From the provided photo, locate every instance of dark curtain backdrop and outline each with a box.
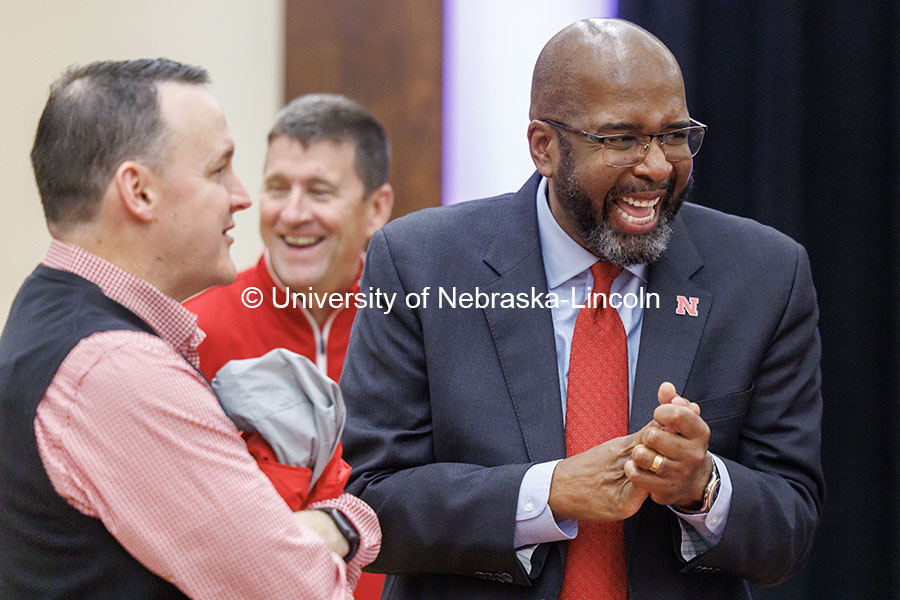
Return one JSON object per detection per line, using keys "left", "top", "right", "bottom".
{"left": 619, "top": 2, "right": 900, "bottom": 598}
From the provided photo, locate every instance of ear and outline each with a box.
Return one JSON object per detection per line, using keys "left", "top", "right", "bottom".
{"left": 114, "top": 160, "right": 157, "bottom": 223}
{"left": 362, "top": 182, "right": 394, "bottom": 238}
{"left": 527, "top": 120, "right": 557, "bottom": 178}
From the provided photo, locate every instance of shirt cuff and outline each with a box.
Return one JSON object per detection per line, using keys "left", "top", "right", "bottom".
{"left": 670, "top": 453, "right": 733, "bottom": 550}
{"left": 514, "top": 460, "right": 577, "bottom": 549}
{"left": 307, "top": 493, "right": 382, "bottom": 590}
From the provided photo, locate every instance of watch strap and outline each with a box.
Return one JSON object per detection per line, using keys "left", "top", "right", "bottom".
{"left": 317, "top": 508, "right": 360, "bottom": 562}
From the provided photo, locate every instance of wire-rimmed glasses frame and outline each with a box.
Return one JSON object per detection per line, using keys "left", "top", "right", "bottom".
{"left": 541, "top": 118, "right": 707, "bottom": 168}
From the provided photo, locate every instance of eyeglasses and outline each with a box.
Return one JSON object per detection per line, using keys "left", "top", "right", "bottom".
{"left": 541, "top": 118, "right": 707, "bottom": 168}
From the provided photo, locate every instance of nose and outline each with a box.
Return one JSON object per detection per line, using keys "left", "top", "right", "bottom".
{"left": 229, "top": 172, "right": 252, "bottom": 212}
{"left": 632, "top": 138, "right": 673, "bottom": 182}
{"left": 279, "top": 188, "right": 314, "bottom": 225}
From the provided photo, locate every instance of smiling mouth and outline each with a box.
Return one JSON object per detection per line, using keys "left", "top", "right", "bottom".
{"left": 283, "top": 235, "right": 323, "bottom": 248}
{"left": 613, "top": 195, "right": 661, "bottom": 225}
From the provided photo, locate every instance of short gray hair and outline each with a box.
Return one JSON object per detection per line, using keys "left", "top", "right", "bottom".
{"left": 269, "top": 93, "right": 390, "bottom": 194}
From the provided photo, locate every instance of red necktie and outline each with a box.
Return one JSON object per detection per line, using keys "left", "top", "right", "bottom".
{"left": 559, "top": 261, "right": 628, "bottom": 600}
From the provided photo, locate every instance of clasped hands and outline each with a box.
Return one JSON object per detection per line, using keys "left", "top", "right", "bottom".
{"left": 548, "top": 382, "right": 712, "bottom": 522}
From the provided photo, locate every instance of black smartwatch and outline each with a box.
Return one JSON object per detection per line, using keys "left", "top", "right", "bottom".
{"left": 317, "top": 508, "right": 360, "bottom": 562}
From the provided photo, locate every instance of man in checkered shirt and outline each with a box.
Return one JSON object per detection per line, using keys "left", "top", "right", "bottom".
{"left": 0, "top": 58, "right": 380, "bottom": 600}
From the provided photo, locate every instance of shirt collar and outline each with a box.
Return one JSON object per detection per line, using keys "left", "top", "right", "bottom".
{"left": 43, "top": 240, "right": 205, "bottom": 366}
{"left": 535, "top": 176, "right": 647, "bottom": 289}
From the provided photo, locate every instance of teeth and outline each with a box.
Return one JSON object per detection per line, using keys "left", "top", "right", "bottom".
{"left": 620, "top": 196, "right": 661, "bottom": 207}
{"left": 614, "top": 204, "right": 656, "bottom": 225}
{"left": 284, "top": 235, "right": 320, "bottom": 247}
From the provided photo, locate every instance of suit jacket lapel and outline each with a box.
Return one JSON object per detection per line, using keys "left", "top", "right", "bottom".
{"left": 629, "top": 211, "right": 711, "bottom": 434}
{"left": 481, "top": 173, "right": 566, "bottom": 463}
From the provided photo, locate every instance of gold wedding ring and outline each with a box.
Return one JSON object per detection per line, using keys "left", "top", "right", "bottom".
{"left": 650, "top": 453, "right": 663, "bottom": 474}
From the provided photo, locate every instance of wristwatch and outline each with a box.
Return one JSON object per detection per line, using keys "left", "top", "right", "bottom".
{"left": 679, "top": 452, "right": 721, "bottom": 514}
{"left": 317, "top": 508, "right": 360, "bottom": 562}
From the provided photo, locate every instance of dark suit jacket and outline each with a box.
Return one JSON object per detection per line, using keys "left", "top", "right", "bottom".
{"left": 341, "top": 173, "right": 824, "bottom": 600}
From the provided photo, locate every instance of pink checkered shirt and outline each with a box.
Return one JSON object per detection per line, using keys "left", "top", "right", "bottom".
{"left": 34, "top": 241, "right": 380, "bottom": 600}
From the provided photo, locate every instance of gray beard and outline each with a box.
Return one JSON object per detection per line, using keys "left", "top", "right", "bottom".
{"left": 553, "top": 138, "right": 690, "bottom": 266}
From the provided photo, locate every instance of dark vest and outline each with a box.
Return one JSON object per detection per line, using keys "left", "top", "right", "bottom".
{"left": 0, "top": 266, "right": 188, "bottom": 599}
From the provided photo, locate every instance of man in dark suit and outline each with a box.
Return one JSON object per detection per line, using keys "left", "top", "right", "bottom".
{"left": 341, "top": 18, "right": 823, "bottom": 599}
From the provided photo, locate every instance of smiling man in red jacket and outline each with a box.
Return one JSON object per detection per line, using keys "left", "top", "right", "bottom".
{"left": 186, "top": 93, "right": 393, "bottom": 600}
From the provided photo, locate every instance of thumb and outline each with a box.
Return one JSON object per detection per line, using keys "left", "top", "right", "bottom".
{"left": 658, "top": 381, "right": 677, "bottom": 405}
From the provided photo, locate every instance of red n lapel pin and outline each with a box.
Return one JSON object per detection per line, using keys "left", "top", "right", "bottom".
{"left": 675, "top": 295, "right": 699, "bottom": 317}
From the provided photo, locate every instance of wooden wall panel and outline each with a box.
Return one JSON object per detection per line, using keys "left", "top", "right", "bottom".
{"left": 285, "top": 0, "right": 443, "bottom": 218}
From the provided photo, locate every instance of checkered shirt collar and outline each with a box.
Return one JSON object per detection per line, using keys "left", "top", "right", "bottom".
{"left": 43, "top": 240, "right": 205, "bottom": 367}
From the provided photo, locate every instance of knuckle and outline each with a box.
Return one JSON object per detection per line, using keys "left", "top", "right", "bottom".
{"left": 691, "top": 448, "right": 707, "bottom": 464}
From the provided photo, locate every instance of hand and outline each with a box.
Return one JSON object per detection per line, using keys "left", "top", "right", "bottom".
{"left": 548, "top": 426, "right": 654, "bottom": 522}
{"left": 625, "top": 382, "right": 711, "bottom": 509}
{"left": 292, "top": 509, "right": 350, "bottom": 558}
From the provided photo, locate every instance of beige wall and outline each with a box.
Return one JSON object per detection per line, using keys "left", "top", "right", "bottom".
{"left": 0, "top": 0, "right": 284, "bottom": 328}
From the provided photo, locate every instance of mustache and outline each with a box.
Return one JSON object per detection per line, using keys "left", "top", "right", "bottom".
{"left": 607, "top": 180, "right": 674, "bottom": 197}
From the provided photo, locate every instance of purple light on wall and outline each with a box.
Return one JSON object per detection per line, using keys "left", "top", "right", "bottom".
{"left": 442, "top": 1, "right": 617, "bottom": 205}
